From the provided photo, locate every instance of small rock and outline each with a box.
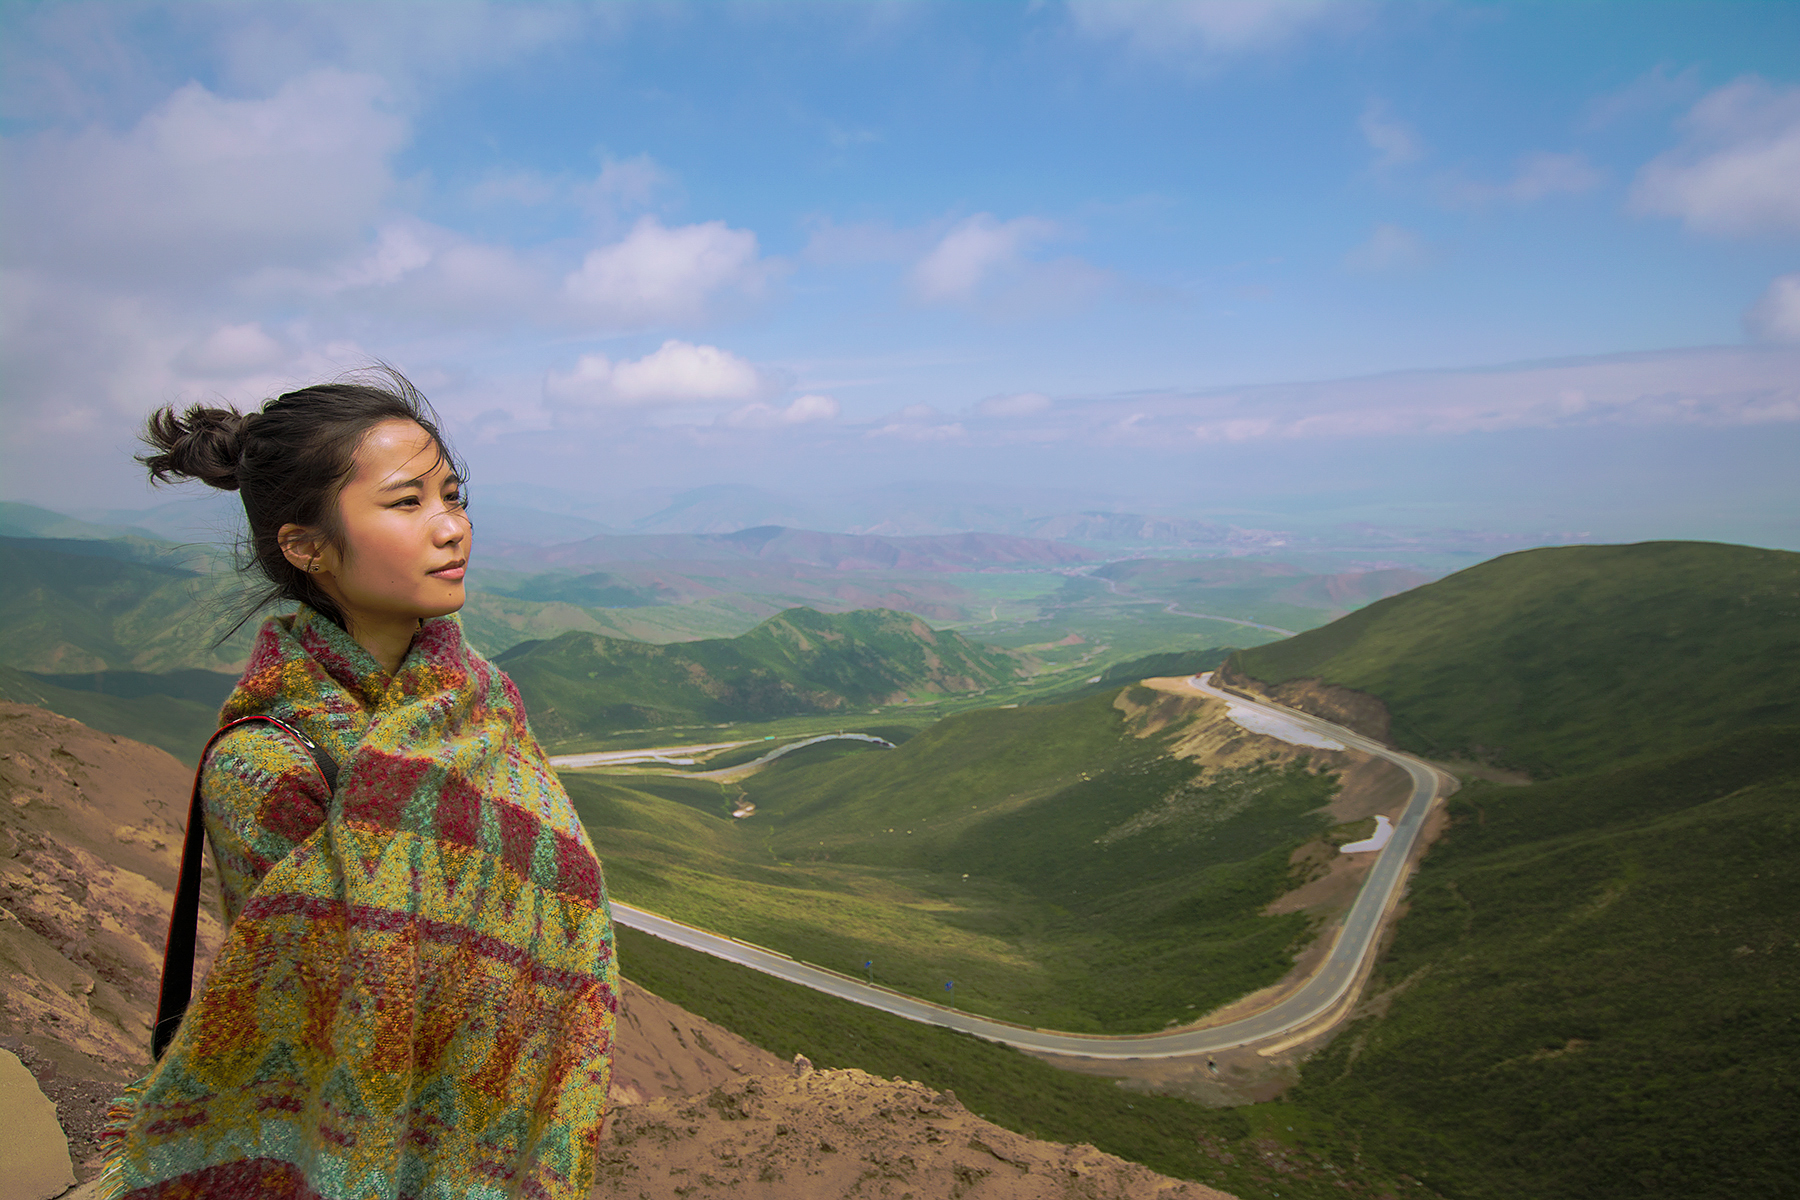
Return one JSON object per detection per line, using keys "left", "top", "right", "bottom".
{"left": 792, "top": 1053, "right": 813, "bottom": 1076}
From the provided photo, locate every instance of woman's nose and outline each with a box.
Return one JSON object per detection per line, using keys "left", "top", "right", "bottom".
{"left": 434, "top": 507, "right": 470, "bottom": 543}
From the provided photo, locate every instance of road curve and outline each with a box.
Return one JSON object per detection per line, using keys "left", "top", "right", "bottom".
{"left": 608, "top": 673, "right": 1450, "bottom": 1059}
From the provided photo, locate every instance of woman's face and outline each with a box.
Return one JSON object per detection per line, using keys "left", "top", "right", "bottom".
{"left": 316, "top": 418, "right": 471, "bottom": 630}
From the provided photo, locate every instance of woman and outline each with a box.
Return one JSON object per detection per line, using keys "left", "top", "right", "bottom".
{"left": 99, "top": 370, "right": 618, "bottom": 1200}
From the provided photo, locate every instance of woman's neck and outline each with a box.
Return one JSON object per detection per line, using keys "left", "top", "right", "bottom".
{"left": 346, "top": 614, "right": 420, "bottom": 676}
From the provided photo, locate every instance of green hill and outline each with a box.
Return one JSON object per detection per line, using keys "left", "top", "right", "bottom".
{"left": 497, "top": 606, "right": 1021, "bottom": 743}
{"left": 1227, "top": 541, "right": 1800, "bottom": 776}
{"left": 0, "top": 536, "right": 257, "bottom": 673}
{"left": 1287, "top": 727, "right": 1800, "bottom": 1198}
{"left": 0, "top": 665, "right": 235, "bottom": 765}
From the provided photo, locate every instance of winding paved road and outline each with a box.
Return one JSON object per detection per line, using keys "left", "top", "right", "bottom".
{"left": 608, "top": 673, "right": 1450, "bottom": 1059}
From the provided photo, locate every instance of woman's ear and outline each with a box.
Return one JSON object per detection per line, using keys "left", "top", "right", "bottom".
{"left": 278, "top": 524, "right": 331, "bottom": 576}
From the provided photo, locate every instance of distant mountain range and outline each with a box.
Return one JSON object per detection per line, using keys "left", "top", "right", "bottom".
{"left": 484, "top": 525, "right": 1099, "bottom": 572}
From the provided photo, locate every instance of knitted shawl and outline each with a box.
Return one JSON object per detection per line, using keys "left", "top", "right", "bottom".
{"left": 100, "top": 605, "right": 618, "bottom": 1200}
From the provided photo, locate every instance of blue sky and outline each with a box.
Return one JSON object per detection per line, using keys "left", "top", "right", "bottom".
{"left": 2, "top": 1, "right": 1797, "bottom": 545}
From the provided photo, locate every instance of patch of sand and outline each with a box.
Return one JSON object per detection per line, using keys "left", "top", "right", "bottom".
{"left": 598, "top": 1063, "right": 1234, "bottom": 1199}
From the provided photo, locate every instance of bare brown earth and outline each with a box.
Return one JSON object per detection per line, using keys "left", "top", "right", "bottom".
{"left": 598, "top": 1063, "right": 1232, "bottom": 1200}
{"left": 0, "top": 703, "right": 1234, "bottom": 1199}
{"left": 1209, "top": 661, "right": 1393, "bottom": 746}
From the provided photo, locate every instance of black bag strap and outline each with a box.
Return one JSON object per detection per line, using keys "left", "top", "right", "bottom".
{"left": 151, "top": 715, "right": 338, "bottom": 1062}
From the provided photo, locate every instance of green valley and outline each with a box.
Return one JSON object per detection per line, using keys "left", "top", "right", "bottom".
{"left": 568, "top": 685, "right": 1357, "bottom": 1033}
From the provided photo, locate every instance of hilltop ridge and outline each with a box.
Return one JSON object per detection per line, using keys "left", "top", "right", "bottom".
{"left": 1224, "top": 540, "right": 1800, "bottom": 776}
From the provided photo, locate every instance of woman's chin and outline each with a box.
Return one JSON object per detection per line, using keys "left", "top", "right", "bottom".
{"left": 424, "top": 585, "right": 467, "bottom": 617}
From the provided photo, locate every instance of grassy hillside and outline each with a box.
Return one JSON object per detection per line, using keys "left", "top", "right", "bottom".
{"left": 1286, "top": 727, "right": 1800, "bottom": 1199}
{"left": 569, "top": 688, "right": 1348, "bottom": 1031}
{"left": 618, "top": 926, "right": 1424, "bottom": 1200}
{"left": 499, "top": 606, "right": 1020, "bottom": 743}
{"left": 1026, "top": 647, "right": 1234, "bottom": 705}
{"left": 0, "top": 536, "right": 258, "bottom": 673}
{"left": 0, "top": 666, "right": 234, "bottom": 766}
{"left": 1229, "top": 541, "right": 1800, "bottom": 776}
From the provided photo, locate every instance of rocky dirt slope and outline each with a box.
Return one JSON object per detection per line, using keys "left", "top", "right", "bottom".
{"left": 0, "top": 702, "right": 1234, "bottom": 1200}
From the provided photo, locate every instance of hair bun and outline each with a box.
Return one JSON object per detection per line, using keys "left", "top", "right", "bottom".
{"left": 138, "top": 404, "right": 249, "bottom": 491}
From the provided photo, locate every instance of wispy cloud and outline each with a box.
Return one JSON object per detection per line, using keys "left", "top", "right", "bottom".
{"left": 1068, "top": 0, "right": 1357, "bottom": 60}
{"left": 1746, "top": 274, "right": 1800, "bottom": 345}
{"left": 563, "top": 217, "right": 776, "bottom": 327}
{"left": 1439, "top": 151, "right": 1604, "bottom": 208}
{"left": 544, "top": 340, "right": 766, "bottom": 409}
{"left": 1631, "top": 76, "right": 1800, "bottom": 237}
{"left": 1359, "top": 100, "right": 1423, "bottom": 171}
{"left": 2, "top": 69, "right": 406, "bottom": 283}
{"left": 1158, "top": 349, "right": 1800, "bottom": 441}
{"left": 909, "top": 214, "right": 1059, "bottom": 304}
{"left": 1342, "top": 223, "right": 1432, "bottom": 274}
{"left": 975, "top": 392, "right": 1053, "bottom": 417}
{"left": 721, "top": 394, "right": 841, "bottom": 428}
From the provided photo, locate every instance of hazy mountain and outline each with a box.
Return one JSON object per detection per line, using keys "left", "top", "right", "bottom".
{"left": 69, "top": 492, "right": 246, "bottom": 545}
{"left": 0, "top": 665, "right": 237, "bottom": 765}
{"left": 462, "top": 504, "right": 617, "bottom": 547}
{"left": 496, "top": 607, "right": 1021, "bottom": 742}
{"left": 0, "top": 502, "right": 168, "bottom": 544}
{"left": 485, "top": 525, "right": 1099, "bottom": 572}
{"left": 0, "top": 536, "right": 256, "bottom": 674}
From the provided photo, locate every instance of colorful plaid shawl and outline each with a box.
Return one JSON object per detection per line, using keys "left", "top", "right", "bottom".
{"left": 100, "top": 605, "right": 618, "bottom": 1200}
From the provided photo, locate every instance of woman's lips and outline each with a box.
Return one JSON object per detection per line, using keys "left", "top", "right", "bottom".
{"left": 430, "top": 565, "right": 466, "bottom": 581}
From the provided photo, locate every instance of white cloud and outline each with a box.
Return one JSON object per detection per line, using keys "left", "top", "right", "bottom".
{"left": 345, "top": 221, "right": 440, "bottom": 289}
{"left": 1359, "top": 100, "right": 1423, "bottom": 170}
{"left": 545, "top": 340, "right": 764, "bottom": 408}
{"left": 1343, "top": 224, "right": 1431, "bottom": 273}
{"left": 784, "top": 394, "right": 841, "bottom": 422}
{"left": 1746, "top": 274, "right": 1800, "bottom": 344}
{"left": 976, "top": 392, "right": 1053, "bottom": 417}
{"left": 577, "top": 154, "right": 672, "bottom": 214}
{"left": 870, "top": 420, "right": 967, "bottom": 442}
{"left": 1441, "top": 151, "right": 1604, "bottom": 208}
{"left": 802, "top": 217, "right": 928, "bottom": 265}
{"left": 1505, "top": 152, "right": 1606, "bottom": 202}
{"left": 1167, "top": 348, "right": 1800, "bottom": 441}
{"left": 174, "top": 322, "right": 288, "bottom": 377}
{"left": 1631, "top": 76, "right": 1800, "bottom": 237}
{"left": 1, "top": 69, "right": 405, "bottom": 283}
{"left": 1068, "top": 0, "right": 1351, "bottom": 58}
{"left": 563, "top": 216, "right": 771, "bottom": 325}
{"left": 206, "top": 3, "right": 587, "bottom": 101}
{"left": 470, "top": 154, "right": 672, "bottom": 218}
{"left": 722, "top": 394, "right": 841, "bottom": 428}
{"left": 909, "top": 214, "right": 1058, "bottom": 304}
{"left": 1583, "top": 65, "right": 1703, "bottom": 130}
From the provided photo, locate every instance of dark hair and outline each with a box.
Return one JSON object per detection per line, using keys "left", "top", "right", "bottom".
{"left": 138, "top": 365, "right": 469, "bottom": 635}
